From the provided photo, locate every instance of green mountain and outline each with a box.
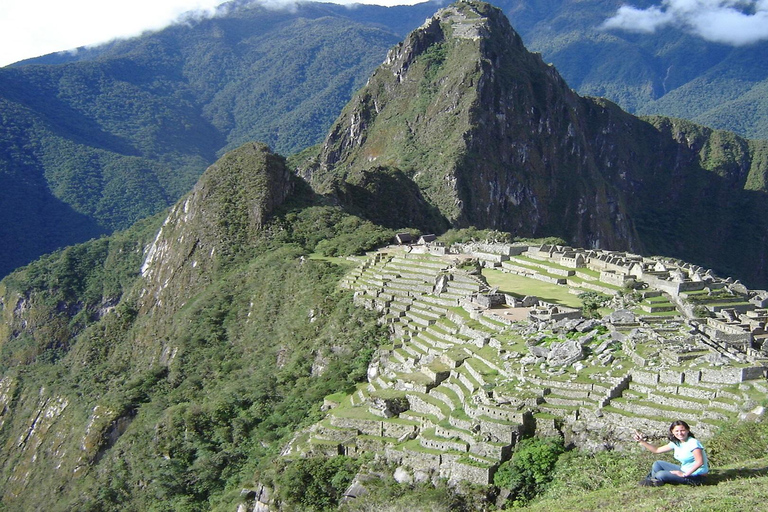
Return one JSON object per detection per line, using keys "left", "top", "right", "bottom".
{"left": 0, "top": 141, "right": 396, "bottom": 510}
{"left": 494, "top": 0, "right": 768, "bottom": 140}
{"left": 0, "top": 1, "right": 434, "bottom": 278}
{"left": 299, "top": 0, "right": 768, "bottom": 288}
{"left": 1, "top": 2, "right": 768, "bottom": 510}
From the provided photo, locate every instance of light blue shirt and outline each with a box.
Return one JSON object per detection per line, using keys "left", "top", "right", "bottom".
{"left": 668, "top": 437, "right": 709, "bottom": 475}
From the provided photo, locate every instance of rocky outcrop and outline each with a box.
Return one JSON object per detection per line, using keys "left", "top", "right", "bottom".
{"left": 140, "top": 142, "right": 294, "bottom": 315}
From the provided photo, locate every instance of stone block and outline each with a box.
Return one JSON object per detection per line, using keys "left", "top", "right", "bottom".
{"left": 700, "top": 367, "right": 744, "bottom": 384}
{"left": 479, "top": 417, "right": 518, "bottom": 444}
{"left": 741, "top": 367, "right": 767, "bottom": 381}
{"left": 684, "top": 370, "right": 701, "bottom": 384}
{"left": 449, "top": 414, "right": 476, "bottom": 431}
{"left": 420, "top": 436, "right": 467, "bottom": 452}
{"left": 400, "top": 448, "right": 441, "bottom": 471}
{"left": 659, "top": 371, "right": 684, "bottom": 384}
{"left": 470, "top": 440, "right": 510, "bottom": 460}
{"left": 383, "top": 421, "right": 418, "bottom": 438}
{"left": 631, "top": 370, "right": 659, "bottom": 385}
{"left": 446, "top": 460, "right": 495, "bottom": 485}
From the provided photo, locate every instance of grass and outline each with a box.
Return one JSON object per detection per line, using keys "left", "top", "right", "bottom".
{"left": 510, "top": 254, "right": 575, "bottom": 272}
{"left": 330, "top": 405, "right": 383, "bottom": 421}
{"left": 482, "top": 268, "right": 582, "bottom": 308}
{"left": 324, "top": 391, "right": 349, "bottom": 403}
{"left": 522, "top": 457, "right": 768, "bottom": 512}
{"left": 308, "top": 252, "right": 357, "bottom": 269}
{"left": 369, "top": 388, "right": 407, "bottom": 400}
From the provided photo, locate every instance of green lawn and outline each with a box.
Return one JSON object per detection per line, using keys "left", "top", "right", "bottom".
{"left": 307, "top": 252, "right": 357, "bottom": 268}
{"left": 482, "top": 268, "right": 583, "bottom": 308}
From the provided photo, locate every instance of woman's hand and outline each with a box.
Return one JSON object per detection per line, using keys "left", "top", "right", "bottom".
{"left": 671, "top": 470, "right": 686, "bottom": 477}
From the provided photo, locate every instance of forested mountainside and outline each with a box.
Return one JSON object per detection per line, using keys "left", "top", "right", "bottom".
{"left": 2, "top": 0, "right": 768, "bottom": 281}
{"left": 491, "top": 0, "right": 768, "bottom": 139}
{"left": 299, "top": 1, "right": 768, "bottom": 289}
{"left": 0, "top": 142, "right": 395, "bottom": 511}
{"left": 0, "top": 1, "right": 434, "bottom": 279}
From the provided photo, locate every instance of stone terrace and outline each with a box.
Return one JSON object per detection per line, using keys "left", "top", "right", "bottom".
{"left": 291, "top": 243, "right": 768, "bottom": 486}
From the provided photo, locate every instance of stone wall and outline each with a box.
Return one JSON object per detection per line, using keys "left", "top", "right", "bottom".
{"left": 436, "top": 425, "right": 474, "bottom": 444}
{"left": 478, "top": 417, "right": 519, "bottom": 444}
{"left": 421, "top": 435, "right": 467, "bottom": 452}
{"left": 449, "top": 414, "right": 475, "bottom": 431}
{"left": 472, "top": 403, "right": 525, "bottom": 422}
{"left": 470, "top": 440, "right": 511, "bottom": 460}
{"left": 701, "top": 366, "right": 766, "bottom": 383}
{"left": 400, "top": 446, "right": 441, "bottom": 471}
{"left": 457, "top": 243, "right": 528, "bottom": 256}
{"left": 329, "top": 416, "right": 383, "bottom": 436}
{"left": 406, "top": 394, "right": 445, "bottom": 418}
{"left": 600, "top": 270, "right": 631, "bottom": 287}
{"left": 632, "top": 366, "right": 765, "bottom": 386}
{"left": 446, "top": 459, "right": 496, "bottom": 485}
{"left": 382, "top": 421, "right": 418, "bottom": 438}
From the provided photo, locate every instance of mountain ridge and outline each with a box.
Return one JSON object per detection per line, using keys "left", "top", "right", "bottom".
{"left": 0, "top": 2, "right": 415, "bottom": 278}
{"left": 0, "top": 3, "right": 766, "bottom": 512}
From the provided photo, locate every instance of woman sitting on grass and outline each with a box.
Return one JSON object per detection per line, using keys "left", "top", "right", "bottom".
{"left": 633, "top": 420, "right": 709, "bottom": 486}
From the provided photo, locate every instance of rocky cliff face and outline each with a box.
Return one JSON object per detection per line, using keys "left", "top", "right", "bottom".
{"left": 139, "top": 142, "right": 294, "bottom": 316}
{"left": 301, "top": 0, "right": 768, "bottom": 287}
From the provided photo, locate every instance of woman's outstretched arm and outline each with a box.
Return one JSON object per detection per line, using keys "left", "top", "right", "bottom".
{"left": 633, "top": 430, "right": 673, "bottom": 454}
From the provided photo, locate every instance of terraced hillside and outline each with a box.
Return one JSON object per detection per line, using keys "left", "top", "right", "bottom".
{"left": 285, "top": 243, "right": 768, "bottom": 486}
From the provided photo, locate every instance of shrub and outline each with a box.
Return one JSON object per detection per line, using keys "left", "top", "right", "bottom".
{"left": 494, "top": 436, "right": 565, "bottom": 506}
{"left": 277, "top": 456, "right": 361, "bottom": 511}
{"left": 693, "top": 305, "right": 712, "bottom": 318}
{"left": 578, "top": 291, "right": 609, "bottom": 319}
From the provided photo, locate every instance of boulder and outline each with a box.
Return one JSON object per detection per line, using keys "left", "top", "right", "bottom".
{"left": 605, "top": 309, "right": 636, "bottom": 324}
{"left": 529, "top": 345, "right": 550, "bottom": 358}
{"left": 547, "top": 339, "right": 584, "bottom": 366}
{"left": 394, "top": 466, "right": 413, "bottom": 484}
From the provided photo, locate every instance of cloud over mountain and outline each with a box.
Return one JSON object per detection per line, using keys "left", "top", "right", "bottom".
{"left": 602, "top": 0, "right": 768, "bottom": 46}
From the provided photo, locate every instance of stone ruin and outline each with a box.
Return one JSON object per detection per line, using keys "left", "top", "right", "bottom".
{"left": 281, "top": 242, "right": 768, "bottom": 488}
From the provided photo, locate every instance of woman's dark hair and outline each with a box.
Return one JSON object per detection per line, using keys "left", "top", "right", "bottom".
{"left": 667, "top": 420, "right": 695, "bottom": 445}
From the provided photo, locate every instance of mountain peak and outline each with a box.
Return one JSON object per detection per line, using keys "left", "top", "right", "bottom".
{"left": 140, "top": 142, "right": 293, "bottom": 313}
{"left": 301, "top": 0, "right": 603, "bottom": 235}
{"left": 299, "top": 0, "right": 768, "bottom": 287}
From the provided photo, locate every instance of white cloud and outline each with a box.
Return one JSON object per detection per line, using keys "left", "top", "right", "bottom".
{"left": 0, "top": 0, "right": 225, "bottom": 66}
{"left": 602, "top": 0, "right": 768, "bottom": 45}
{"left": 602, "top": 5, "right": 675, "bottom": 33}
{"left": 0, "top": 0, "right": 425, "bottom": 67}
